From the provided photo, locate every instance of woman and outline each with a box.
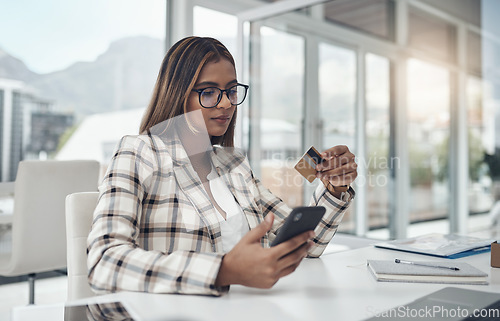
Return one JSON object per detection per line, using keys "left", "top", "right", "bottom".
{"left": 87, "top": 36, "right": 357, "bottom": 296}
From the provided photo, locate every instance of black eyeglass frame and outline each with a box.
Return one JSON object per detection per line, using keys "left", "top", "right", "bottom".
{"left": 191, "top": 83, "right": 249, "bottom": 108}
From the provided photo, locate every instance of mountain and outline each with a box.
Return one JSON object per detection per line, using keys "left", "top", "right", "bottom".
{"left": 0, "top": 48, "right": 39, "bottom": 82}
{"left": 0, "top": 36, "right": 165, "bottom": 116}
{"left": 31, "top": 36, "right": 164, "bottom": 115}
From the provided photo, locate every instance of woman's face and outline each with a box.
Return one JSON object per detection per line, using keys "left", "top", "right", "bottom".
{"left": 187, "top": 58, "right": 237, "bottom": 139}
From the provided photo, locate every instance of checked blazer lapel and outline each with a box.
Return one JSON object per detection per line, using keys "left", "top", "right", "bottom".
{"left": 164, "top": 137, "right": 223, "bottom": 252}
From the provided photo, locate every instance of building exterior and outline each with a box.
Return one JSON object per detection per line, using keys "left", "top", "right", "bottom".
{"left": 0, "top": 78, "right": 73, "bottom": 182}
{"left": 0, "top": 79, "right": 29, "bottom": 182}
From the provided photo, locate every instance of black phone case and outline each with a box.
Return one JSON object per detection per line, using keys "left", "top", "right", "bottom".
{"left": 270, "top": 206, "right": 326, "bottom": 247}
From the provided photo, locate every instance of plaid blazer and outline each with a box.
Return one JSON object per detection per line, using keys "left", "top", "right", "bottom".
{"left": 87, "top": 132, "right": 353, "bottom": 296}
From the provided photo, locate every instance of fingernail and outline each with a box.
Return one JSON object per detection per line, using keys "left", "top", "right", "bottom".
{"left": 309, "top": 232, "right": 315, "bottom": 238}
{"left": 265, "top": 214, "right": 272, "bottom": 224}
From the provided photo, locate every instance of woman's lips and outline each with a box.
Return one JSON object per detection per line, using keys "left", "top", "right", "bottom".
{"left": 211, "top": 115, "right": 231, "bottom": 124}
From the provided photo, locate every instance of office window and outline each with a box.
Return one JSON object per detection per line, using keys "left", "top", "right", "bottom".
{"left": 366, "top": 53, "right": 391, "bottom": 230}
{"left": 407, "top": 58, "right": 450, "bottom": 225}
{"left": 319, "top": 44, "right": 356, "bottom": 151}
{"left": 408, "top": 7, "right": 456, "bottom": 63}
{"left": 260, "top": 27, "right": 305, "bottom": 206}
{"left": 258, "top": 27, "right": 305, "bottom": 207}
{"left": 0, "top": 90, "right": 3, "bottom": 180}
{"left": 0, "top": 0, "right": 165, "bottom": 178}
{"left": 193, "top": 7, "right": 237, "bottom": 56}
{"left": 319, "top": 42, "right": 356, "bottom": 232}
{"left": 323, "top": 0, "right": 395, "bottom": 41}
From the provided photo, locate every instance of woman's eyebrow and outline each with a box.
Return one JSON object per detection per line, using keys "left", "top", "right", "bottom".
{"left": 194, "top": 81, "right": 218, "bottom": 88}
{"left": 194, "top": 80, "right": 238, "bottom": 88}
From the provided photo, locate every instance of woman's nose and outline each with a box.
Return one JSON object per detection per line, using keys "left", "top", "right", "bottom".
{"left": 216, "top": 92, "right": 232, "bottom": 109}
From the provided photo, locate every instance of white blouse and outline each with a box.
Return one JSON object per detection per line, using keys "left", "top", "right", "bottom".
{"left": 207, "top": 165, "right": 250, "bottom": 253}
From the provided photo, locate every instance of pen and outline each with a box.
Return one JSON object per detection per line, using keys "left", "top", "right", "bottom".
{"left": 394, "top": 259, "right": 460, "bottom": 271}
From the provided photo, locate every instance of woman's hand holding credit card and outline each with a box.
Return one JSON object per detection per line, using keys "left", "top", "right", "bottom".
{"left": 294, "top": 145, "right": 357, "bottom": 196}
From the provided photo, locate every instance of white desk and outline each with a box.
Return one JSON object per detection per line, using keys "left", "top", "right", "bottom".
{"left": 12, "top": 246, "right": 500, "bottom": 321}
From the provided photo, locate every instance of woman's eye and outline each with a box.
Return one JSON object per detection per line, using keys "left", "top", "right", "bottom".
{"left": 201, "top": 89, "right": 216, "bottom": 96}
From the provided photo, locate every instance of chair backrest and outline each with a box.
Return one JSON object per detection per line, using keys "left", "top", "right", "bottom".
{"left": 65, "top": 191, "right": 99, "bottom": 300}
{"left": 9, "top": 160, "right": 100, "bottom": 276}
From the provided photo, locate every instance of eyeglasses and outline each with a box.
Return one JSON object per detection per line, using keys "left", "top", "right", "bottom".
{"left": 192, "top": 83, "right": 249, "bottom": 108}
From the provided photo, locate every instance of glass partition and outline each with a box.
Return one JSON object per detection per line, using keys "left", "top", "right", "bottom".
{"left": 244, "top": 0, "right": 394, "bottom": 235}
{"left": 319, "top": 42, "right": 356, "bottom": 231}
{"left": 254, "top": 27, "right": 305, "bottom": 207}
{"left": 365, "top": 53, "right": 391, "bottom": 230}
{"left": 407, "top": 58, "right": 450, "bottom": 226}
{"left": 244, "top": 0, "right": 395, "bottom": 235}
{"left": 319, "top": 43, "right": 356, "bottom": 152}
{"left": 193, "top": 6, "right": 238, "bottom": 56}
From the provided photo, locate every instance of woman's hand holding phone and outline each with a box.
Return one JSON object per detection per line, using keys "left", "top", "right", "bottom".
{"left": 215, "top": 212, "right": 314, "bottom": 289}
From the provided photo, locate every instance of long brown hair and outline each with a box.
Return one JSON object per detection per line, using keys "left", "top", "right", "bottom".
{"left": 139, "top": 36, "right": 237, "bottom": 147}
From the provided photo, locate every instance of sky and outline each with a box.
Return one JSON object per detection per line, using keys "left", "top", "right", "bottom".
{"left": 0, "top": 0, "right": 166, "bottom": 74}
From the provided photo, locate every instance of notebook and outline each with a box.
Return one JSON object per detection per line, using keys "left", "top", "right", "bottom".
{"left": 364, "top": 287, "right": 500, "bottom": 320}
{"left": 367, "top": 259, "right": 488, "bottom": 285}
{"left": 374, "top": 233, "right": 493, "bottom": 258}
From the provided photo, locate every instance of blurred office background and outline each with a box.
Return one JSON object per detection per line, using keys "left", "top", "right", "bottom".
{"left": 1, "top": 0, "right": 500, "bottom": 245}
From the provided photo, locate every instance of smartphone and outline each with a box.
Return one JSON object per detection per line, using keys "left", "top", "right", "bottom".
{"left": 64, "top": 301, "right": 135, "bottom": 321}
{"left": 270, "top": 206, "right": 326, "bottom": 247}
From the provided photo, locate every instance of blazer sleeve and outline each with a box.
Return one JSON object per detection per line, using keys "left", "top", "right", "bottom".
{"left": 249, "top": 170, "right": 352, "bottom": 258}
{"left": 87, "top": 135, "right": 227, "bottom": 296}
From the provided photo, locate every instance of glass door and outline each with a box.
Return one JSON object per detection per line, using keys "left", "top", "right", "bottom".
{"left": 318, "top": 42, "right": 356, "bottom": 232}
{"left": 247, "top": 24, "right": 306, "bottom": 207}
{"left": 407, "top": 58, "right": 450, "bottom": 231}
{"left": 365, "top": 53, "right": 391, "bottom": 230}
